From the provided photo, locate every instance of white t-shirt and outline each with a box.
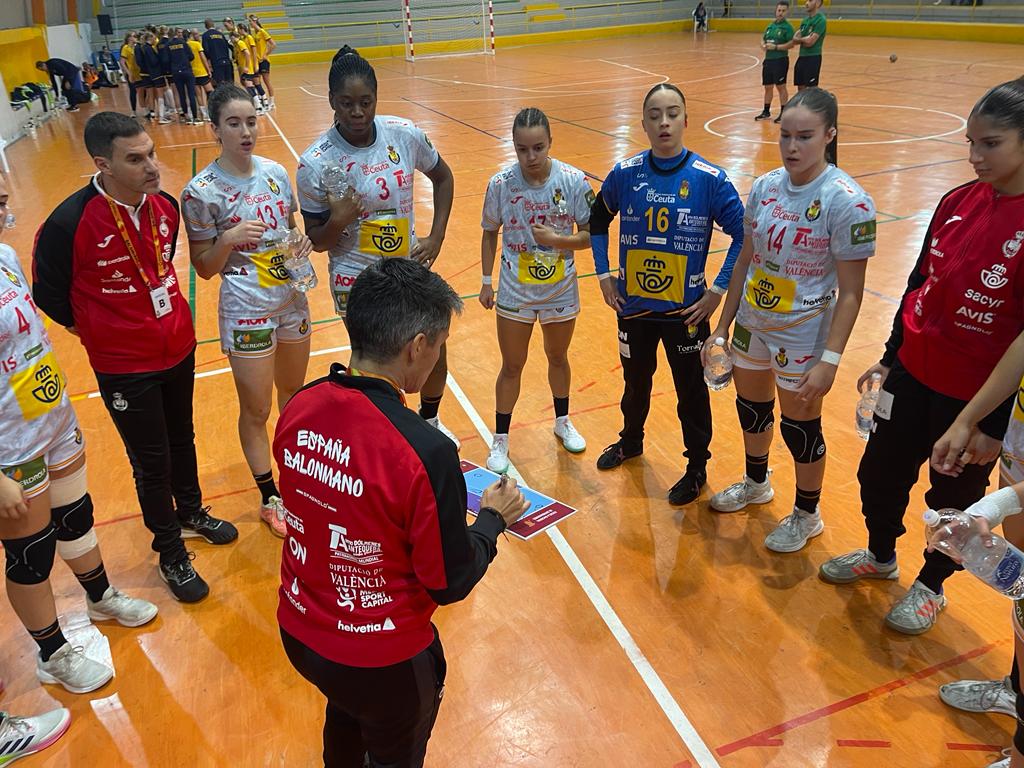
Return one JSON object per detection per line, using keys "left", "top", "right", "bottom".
{"left": 0, "top": 244, "right": 76, "bottom": 466}
{"left": 481, "top": 159, "right": 593, "bottom": 311}
{"left": 296, "top": 116, "right": 439, "bottom": 276}
{"left": 181, "top": 155, "right": 298, "bottom": 318}
{"left": 738, "top": 164, "right": 876, "bottom": 332}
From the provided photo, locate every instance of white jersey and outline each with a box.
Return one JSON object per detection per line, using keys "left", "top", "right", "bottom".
{"left": 0, "top": 244, "right": 76, "bottom": 466}
{"left": 1003, "top": 376, "right": 1024, "bottom": 466}
{"left": 738, "top": 164, "right": 876, "bottom": 332}
{"left": 296, "top": 116, "right": 439, "bottom": 277}
{"left": 482, "top": 159, "right": 593, "bottom": 311}
{"left": 181, "top": 156, "right": 298, "bottom": 319}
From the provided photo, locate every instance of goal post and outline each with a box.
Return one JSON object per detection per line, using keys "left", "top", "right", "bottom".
{"left": 403, "top": 0, "right": 495, "bottom": 61}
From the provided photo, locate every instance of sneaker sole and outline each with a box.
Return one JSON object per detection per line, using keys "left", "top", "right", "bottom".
{"left": 765, "top": 519, "right": 824, "bottom": 553}
{"left": 181, "top": 529, "right": 239, "bottom": 545}
{"left": 37, "top": 666, "right": 113, "bottom": 694}
{"left": 87, "top": 605, "right": 159, "bottom": 628}
{"left": 554, "top": 430, "right": 586, "bottom": 454}
{"left": 938, "top": 688, "right": 1016, "bottom": 717}
{"left": 710, "top": 487, "right": 774, "bottom": 513}
{"left": 259, "top": 518, "right": 286, "bottom": 539}
{"left": 158, "top": 567, "right": 209, "bottom": 603}
{"left": 818, "top": 564, "right": 899, "bottom": 585}
{"left": 16, "top": 708, "right": 71, "bottom": 757}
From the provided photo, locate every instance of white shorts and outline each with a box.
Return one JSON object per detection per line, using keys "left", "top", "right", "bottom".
{"left": 730, "top": 314, "right": 830, "bottom": 391}
{"left": 496, "top": 301, "right": 579, "bottom": 325}
{"left": 220, "top": 296, "right": 311, "bottom": 357}
{"left": 330, "top": 268, "right": 360, "bottom": 317}
{"left": 1, "top": 422, "right": 86, "bottom": 499}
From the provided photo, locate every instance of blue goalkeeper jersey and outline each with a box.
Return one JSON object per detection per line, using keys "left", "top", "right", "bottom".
{"left": 593, "top": 148, "right": 745, "bottom": 317}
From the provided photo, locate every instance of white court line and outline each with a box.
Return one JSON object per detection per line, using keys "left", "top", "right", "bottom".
{"left": 264, "top": 97, "right": 723, "bottom": 768}
{"left": 80, "top": 344, "right": 351, "bottom": 399}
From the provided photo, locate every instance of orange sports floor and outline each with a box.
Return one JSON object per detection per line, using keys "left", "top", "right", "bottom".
{"left": 2, "top": 31, "right": 1024, "bottom": 767}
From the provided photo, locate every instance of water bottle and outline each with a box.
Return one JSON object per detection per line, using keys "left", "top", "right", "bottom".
{"left": 547, "top": 199, "right": 573, "bottom": 237}
{"left": 3, "top": 213, "right": 15, "bottom": 230}
{"left": 703, "top": 337, "right": 733, "bottom": 390}
{"left": 856, "top": 372, "right": 882, "bottom": 440}
{"left": 923, "top": 508, "right": 1024, "bottom": 598}
{"left": 282, "top": 228, "right": 318, "bottom": 292}
{"left": 322, "top": 165, "right": 352, "bottom": 197}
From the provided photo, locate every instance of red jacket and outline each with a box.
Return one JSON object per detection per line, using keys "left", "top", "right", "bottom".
{"left": 274, "top": 366, "right": 505, "bottom": 668}
{"left": 883, "top": 181, "right": 1024, "bottom": 406}
{"left": 32, "top": 179, "right": 195, "bottom": 374}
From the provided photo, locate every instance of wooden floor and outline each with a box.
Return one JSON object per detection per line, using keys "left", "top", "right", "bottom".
{"left": 3, "top": 31, "right": 1024, "bottom": 768}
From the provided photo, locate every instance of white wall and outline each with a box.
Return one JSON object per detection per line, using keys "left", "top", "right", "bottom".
{"left": 0, "top": 0, "right": 32, "bottom": 30}
{"left": 0, "top": 72, "right": 29, "bottom": 144}
{"left": 45, "top": 23, "right": 92, "bottom": 66}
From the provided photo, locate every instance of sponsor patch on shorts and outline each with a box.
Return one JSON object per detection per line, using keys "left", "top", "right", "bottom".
{"left": 232, "top": 328, "right": 274, "bottom": 352}
{"left": 2, "top": 456, "right": 48, "bottom": 493}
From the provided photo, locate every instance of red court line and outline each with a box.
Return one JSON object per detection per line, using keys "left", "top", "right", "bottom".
{"left": 837, "top": 740, "right": 891, "bottom": 748}
{"left": 671, "top": 761, "right": 693, "bottom": 768}
{"left": 716, "top": 640, "right": 1008, "bottom": 757}
{"left": 947, "top": 743, "right": 1006, "bottom": 751}
{"left": 577, "top": 380, "right": 597, "bottom": 392}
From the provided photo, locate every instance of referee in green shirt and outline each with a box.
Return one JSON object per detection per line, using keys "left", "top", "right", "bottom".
{"left": 756, "top": 0, "right": 794, "bottom": 122}
{"left": 792, "top": 0, "right": 827, "bottom": 90}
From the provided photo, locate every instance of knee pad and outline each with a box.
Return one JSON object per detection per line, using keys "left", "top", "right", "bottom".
{"left": 4, "top": 524, "right": 57, "bottom": 585}
{"left": 52, "top": 492, "right": 95, "bottom": 541}
{"left": 780, "top": 415, "right": 826, "bottom": 464}
{"left": 736, "top": 396, "right": 775, "bottom": 434}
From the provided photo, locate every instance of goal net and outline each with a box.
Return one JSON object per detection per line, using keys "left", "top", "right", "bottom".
{"left": 403, "top": 0, "right": 495, "bottom": 61}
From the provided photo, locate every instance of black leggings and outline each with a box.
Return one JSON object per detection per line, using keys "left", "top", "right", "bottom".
{"left": 127, "top": 80, "right": 138, "bottom": 111}
{"left": 281, "top": 628, "right": 446, "bottom": 768}
{"left": 173, "top": 70, "right": 198, "bottom": 120}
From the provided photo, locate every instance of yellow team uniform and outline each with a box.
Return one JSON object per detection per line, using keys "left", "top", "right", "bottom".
{"left": 254, "top": 28, "right": 272, "bottom": 62}
{"left": 187, "top": 39, "right": 209, "bottom": 78}
{"left": 234, "top": 37, "right": 254, "bottom": 75}
{"left": 120, "top": 43, "right": 140, "bottom": 81}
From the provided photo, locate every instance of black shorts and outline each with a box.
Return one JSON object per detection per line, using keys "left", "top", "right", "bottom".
{"left": 195, "top": 75, "right": 211, "bottom": 86}
{"left": 258, "top": 59, "right": 270, "bottom": 74}
{"left": 241, "top": 72, "right": 259, "bottom": 84}
{"left": 762, "top": 57, "right": 789, "bottom": 86}
{"left": 150, "top": 74, "right": 170, "bottom": 88}
{"left": 794, "top": 55, "right": 822, "bottom": 87}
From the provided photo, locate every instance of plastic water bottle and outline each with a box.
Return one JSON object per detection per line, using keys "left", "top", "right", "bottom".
{"left": 856, "top": 372, "right": 882, "bottom": 440}
{"left": 548, "top": 199, "right": 573, "bottom": 236}
{"left": 703, "top": 337, "right": 732, "bottom": 390}
{"left": 283, "top": 228, "right": 318, "bottom": 292}
{"left": 322, "top": 165, "right": 352, "bottom": 197}
{"left": 2, "top": 213, "right": 15, "bottom": 230}
{"left": 923, "top": 508, "right": 1024, "bottom": 598}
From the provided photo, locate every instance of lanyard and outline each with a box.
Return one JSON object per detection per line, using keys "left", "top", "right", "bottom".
{"left": 106, "top": 197, "right": 165, "bottom": 289}
{"left": 348, "top": 366, "right": 407, "bottom": 408}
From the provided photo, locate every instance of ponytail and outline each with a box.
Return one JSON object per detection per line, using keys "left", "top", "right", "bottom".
{"left": 785, "top": 87, "right": 839, "bottom": 166}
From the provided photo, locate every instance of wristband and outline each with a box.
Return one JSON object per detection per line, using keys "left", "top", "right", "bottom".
{"left": 599, "top": 272, "right": 616, "bottom": 281}
{"left": 709, "top": 285, "right": 727, "bottom": 296}
{"left": 481, "top": 275, "right": 492, "bottom": 285}
{"left": 967, "top": 486, "right": 1023, "bottom": 527}
{"left": 820, "top": 349, "right": 842, "bottom": 366}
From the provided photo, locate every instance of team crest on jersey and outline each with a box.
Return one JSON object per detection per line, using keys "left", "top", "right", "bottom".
{"left": 159, "top": 215, "right": 170, "bottom": 238}
{"left": 1004, "top": 231, "right": 1024, "bottom": 260}
{"left": 387, "top": 145, "right": 400, "bottom": 164}
{"left": 74, "top": 427, "right": 83, "bottom": 445}
{"left": 552, "top": 188, "right": 564, "bottom": 206}
{"left": 267, "top": 177, "right": 280, "bottom": 194}
{"left": 679, "top": 180, "right": 690, "bottom": 199}
{"left": 775, "top": 348, "right": 788, "bottom": 368}
{"left": 299, "top": 318, "right": 309, "bottom": 335}
{"left": 805, "top": 199, "right": 822, "bottom": 221}
{"left": 1, "top": 266, "right": 21, "bottom": 287}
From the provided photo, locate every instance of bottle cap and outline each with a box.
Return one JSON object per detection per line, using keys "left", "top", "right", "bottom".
{"left": 714, "top": 337, "right": 725, "bottom": 345}
{"left": 922, "top": 509, "right": 940, "bottom": 525}
{"left": 871, "top": 372, "right": 882, "bottom": 381}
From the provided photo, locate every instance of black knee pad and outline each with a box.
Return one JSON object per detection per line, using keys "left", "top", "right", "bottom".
{"left": 736, "top": 396, "right": 775, "bottom": 434}
{"left": 3, "top": 524, "right": 57, "bottom": 585}
{"left": 780, "top": 415, "right": 826, "bottom": 464}
{"left": 52, "top": 493, "right": 95, "bottom": 541}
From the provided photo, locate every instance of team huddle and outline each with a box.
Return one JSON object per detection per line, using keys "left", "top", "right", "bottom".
{"left": 2, "top": 32, "right": 1024, "bottom": 768}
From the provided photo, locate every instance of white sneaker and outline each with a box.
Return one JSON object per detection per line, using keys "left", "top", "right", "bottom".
{"left": 885, "top": 580, "right": 947, "bottom": 635}
{"left": 157, "top": 116, "right": 172, "bottom": 124}
{"left": 553, "top": 417, "right": 586, "bottom": 453}
{"left": 87, "top": 586, "right": 158, "bottom": 627}
{"left": 939, "top": 676, "right": 1016, "bottom": 717}
{"left": 710, "top": 474, "right": 773, "bottom": 512}
{"left": 987, "top": 749, "right": 1011, "bottom": 767}
{"left": 0, "top": 707, "right": 71, "bottom": 761}
{"left": 427, "top": 417, "right": 460, "bottom": 450}
{"left": 487, "top": 434, "right": 510, "bottom": 473}
{"left": 36, "top": 643, "right": 113, "bottom": 694}
{"left": 764, "top": 507, "right": 823, "bottom": 553}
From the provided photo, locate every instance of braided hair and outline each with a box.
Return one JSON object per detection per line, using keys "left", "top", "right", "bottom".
{"left": 512, "top": 107, "right": 550, "bottom": 139}
{"left": 328, "top": 45, "right": 377, "bottom": 95}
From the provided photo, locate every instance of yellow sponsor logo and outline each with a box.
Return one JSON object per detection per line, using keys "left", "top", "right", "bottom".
{"left": 518, "top": 251, "right": 565, "bottom": 284}
{"left": 625, "top": 249, "right": 685, "bottom": 303}
{"left": 11, "top": 351, "right": 65, "bottom": 420}
{"left": 252, "top": 247, "right": 290, "bottom": 287}
{"left": 359, "top": 217, "right": 410, "bottom": 258}
{"left": 745, "top": 268, "right": 796, "bottom": 313}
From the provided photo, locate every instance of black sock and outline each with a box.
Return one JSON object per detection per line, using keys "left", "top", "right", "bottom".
{"left": 795, "top": 487, "right": 821, "bottom": 515}
{"left": 762, "top": 103, "right": 771, "bottom": 113}
{"left": 76, "top": 563, "right": 111, "bottom": 603}
{"left": 254, "top": 471, "right": 279, "bottom": 505}
{"left": 553, "top": 397, "right": 569, "bottom": 419}
{"left": 495, "top": 411, "right": 512, "bottom": 435}
{"left": 30, "top": 620, "right": 68, "bottom": 662}
{"left": 419, "top": 396, "right": 441, "bottom": 420}
{"left": 745, "top": 453, "right": 769, "bottom": 484}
